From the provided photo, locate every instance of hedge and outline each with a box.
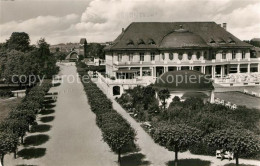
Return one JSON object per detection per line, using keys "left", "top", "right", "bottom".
{"left": 77, "top": 65, "right": 136, "bottom": 161}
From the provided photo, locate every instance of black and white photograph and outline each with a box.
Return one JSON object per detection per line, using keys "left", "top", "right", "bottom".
{"left": 0, "top": 0, "right": 260, "bottom": 166}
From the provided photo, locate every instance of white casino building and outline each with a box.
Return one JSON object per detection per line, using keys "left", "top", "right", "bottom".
{"left": 99, "top": 22, "right": 260, "bottom": 96}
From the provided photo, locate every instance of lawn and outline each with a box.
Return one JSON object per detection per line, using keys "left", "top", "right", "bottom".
{"left": 0, "top": 98, "right": 21, "bottom": 123}
{"left": 215, "top": 92, "right": 260, "bottom": 109}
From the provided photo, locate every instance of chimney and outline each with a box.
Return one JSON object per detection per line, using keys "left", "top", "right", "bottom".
{"left": 122, "top": 28, "right": 125, "bottom": 33}
{"left": 223, "top": 23, "right": 227, "bottom": 30}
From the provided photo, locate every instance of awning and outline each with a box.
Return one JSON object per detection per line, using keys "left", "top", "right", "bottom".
{"left": 114, "top": 69, "right": 140, "bottom": 73}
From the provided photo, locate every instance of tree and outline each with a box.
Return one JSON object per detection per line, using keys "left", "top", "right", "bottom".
{"left": 0, "top": 131, "right": 19, "bottom": 166}
{"left": 0, "top": 119, "right": 29, "bottom": 146}
{"left": 102, "top": 123, "right": 136, "bottom": 164}
{"left": 6, "top": 32, "right": 31, "bottom": 52}
{"left": 205, "top": 128, "right": 260, "bottom": 166}
{"left": 53, "top": 51, "right": 67, "bottom": 62}
{"left": 158, "top": 89, "right": 170, "bottom": 110}
{"left": 152, "top": 122, "right": 202, "bottom": 166}
{"left": 143, "top": 86, "right": 155, "bottom": 110}
{"left": 86, "top": 43, "right": 105, "bottom": 59}
{"left": 1, "top": 50, "right": 27, "bottom": 87}
{"left": 8, "top": 110, "right": 36, "bottom": 126}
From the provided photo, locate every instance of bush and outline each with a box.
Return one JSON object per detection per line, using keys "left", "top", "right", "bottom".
{"left": 0, "top": 89, "right": 14, "bottom": 97}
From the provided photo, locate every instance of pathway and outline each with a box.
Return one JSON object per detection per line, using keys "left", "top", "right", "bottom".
{"left": 5, "top": 63, "right": 117, "bottom": 166}
{"left": 96, "top": 82, "right": 260, "bottom": 166}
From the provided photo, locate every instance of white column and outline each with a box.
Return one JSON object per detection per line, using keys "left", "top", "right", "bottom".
{"left": 140, "top": 67, "right": 143, "bottom": 78}
{"left": 220, "top": 66, "right": 223, "bottom": 78}
{"left": 151, "top": 67, "right": 154, "bottom": 77}
{"left": 210, "top": 90, "right": 215, "bottom": 103}
{"left": 212, "top": 66, "right": 216, "bottom": 78}
{"left": 247, "top": 64, "right": 250, "bottom": 74}
{"left": 237, "top": 64, "right": 240, "bottom": 73}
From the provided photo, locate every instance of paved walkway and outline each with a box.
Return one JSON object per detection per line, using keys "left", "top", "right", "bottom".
{"left": 5, "top": 63, "right": 117, "bottom": 166}
{"left": 96, "top": 82, "right": 260, "bottom": 166}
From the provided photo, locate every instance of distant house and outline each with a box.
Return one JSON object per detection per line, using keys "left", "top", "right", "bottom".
{"left": 79, "top": 38, "right": 87, "bottom": 57}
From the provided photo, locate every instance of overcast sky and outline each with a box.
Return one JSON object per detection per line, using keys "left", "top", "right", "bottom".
{"left": 0, "top": 0, "right": 259, "bottom": 45}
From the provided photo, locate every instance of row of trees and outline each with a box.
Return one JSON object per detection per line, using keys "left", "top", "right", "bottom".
{"left": 77, "top": 64, "right": 136, "bottom": 163}
{"left": 117, "top": 86, "right": 260, "bottom": 166}
{"left": 0, "top": 80, "right": 51, "bottom": 166}
{"left": 0, "top": 32, "right": 59, "bottom": 88}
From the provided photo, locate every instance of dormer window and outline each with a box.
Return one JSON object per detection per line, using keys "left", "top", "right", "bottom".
{"left": 137, "top": 39, "right": 145, "bottom": 45}
{"left": 148, "top": 39, "right": 156, "bottom": 45}
{"left": 217, "top": 38, "right": 226, "bottom": 44}
{"left": 126, "top": 39, "right": 134, "bottom": 46}
{"left": 209, "top": 38, "right": 216, "bottom": 44}
{"left": 228, "top": 37, "right": 235, "bottom": 44}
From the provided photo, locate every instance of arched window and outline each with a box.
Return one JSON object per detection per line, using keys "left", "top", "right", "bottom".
{"left": 113, "top": 86, "right": 120, "bottom": 96}
{"left": 169, "top": 53, "right": 173, "bottom": 60}
{"left": 178, "top": 52, "right": 183, "bottom": 60}
{"left": 162, "top": 53, "right": 165, "bottom": 60}
{"left": 196, "top": 52, "right": 201, "bottom": 59}
{"left": 188, "top": 52, "right": 192, "bottom": 60}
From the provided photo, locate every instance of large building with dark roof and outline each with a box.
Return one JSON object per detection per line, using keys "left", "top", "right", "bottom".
{"left": 100, "top": 22, "right": 260, "bottom": 97}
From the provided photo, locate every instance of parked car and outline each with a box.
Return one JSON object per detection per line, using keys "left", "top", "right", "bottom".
{"left": 216, "top": 150, "right": 234, "bottom": 160}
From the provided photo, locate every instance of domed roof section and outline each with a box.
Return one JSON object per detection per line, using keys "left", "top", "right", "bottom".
{"left": 160, "top": 30, "right": 209, "bottom": 48}
{"left": 153, "top": 70, "right": 214, "bottom": 91}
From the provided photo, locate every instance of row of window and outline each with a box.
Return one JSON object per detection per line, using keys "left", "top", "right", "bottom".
{"left": 213, "top": 51, "right": 246, "bottom": 59}
{"left": 117, "top": 51, "right": 247, "bottom": 62}
{"left": 118, "top": 52, "right": 203, "bottom": 61}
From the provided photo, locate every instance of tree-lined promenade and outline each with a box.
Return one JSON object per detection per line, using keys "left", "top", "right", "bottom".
{"left": 77, "top": 63, "right": 137, "bottom": 164}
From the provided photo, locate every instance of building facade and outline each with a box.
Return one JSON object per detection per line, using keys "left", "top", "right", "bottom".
{"left": 102, "top": 22, "right": 260, "bottom": 96}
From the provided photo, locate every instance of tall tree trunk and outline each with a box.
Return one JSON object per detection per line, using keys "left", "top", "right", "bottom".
{"left": 175, "top": 147, "right": 178, "bottom": 166}
{"left": 118, "top": 148, "right": 121, "bottom": 164}
{"left": 163, "top": 99, "right": 166, "bottom": 111}
{"left": 235, "top": 153, "right": 239, "bottom": 166}
{"left": 21, "top": 135, "right": 24, "bottom": 144}
{"left": 13, "top": 149, "right": 17, "bottom": 159}
{"left": 1, "top": 154, "right": 4, "bottom": 166}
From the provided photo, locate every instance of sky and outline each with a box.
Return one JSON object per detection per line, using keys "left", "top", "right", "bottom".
{"left": 0, "top": 0, "right": 260, "bottom": 45}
